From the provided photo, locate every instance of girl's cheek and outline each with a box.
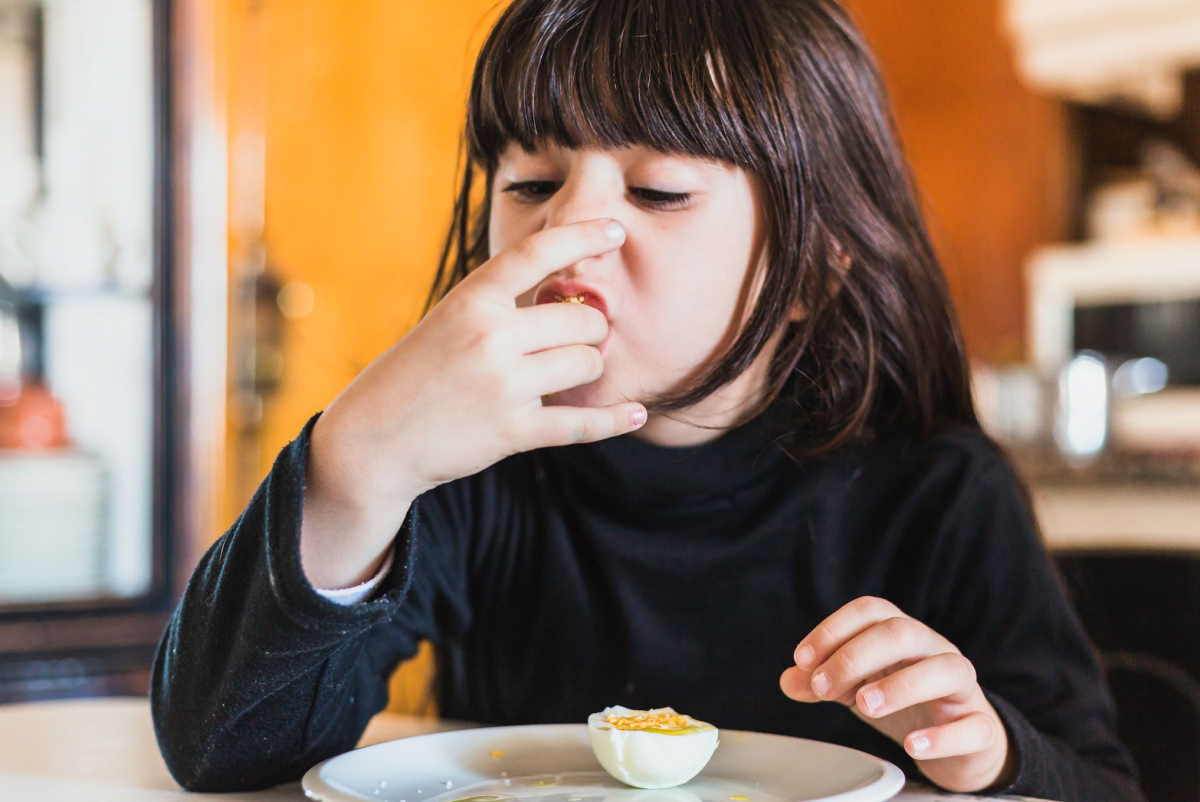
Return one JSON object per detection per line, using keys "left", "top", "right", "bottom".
{"left": 487, "top": 201, "right": 540, "bottom": 256}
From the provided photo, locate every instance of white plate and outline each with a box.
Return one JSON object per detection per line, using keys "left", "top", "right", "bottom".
{"left": 302, "top": 724, "right": 905, "bottom": 802}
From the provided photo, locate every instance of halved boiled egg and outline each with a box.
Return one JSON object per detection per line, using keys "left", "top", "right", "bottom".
{"left": 588, "top": 705, "right": 720, "bottom": 789}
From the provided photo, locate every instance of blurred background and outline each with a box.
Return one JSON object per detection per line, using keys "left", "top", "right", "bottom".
{"left": 0, "top": 0, "right": 1198, "bottom": 795}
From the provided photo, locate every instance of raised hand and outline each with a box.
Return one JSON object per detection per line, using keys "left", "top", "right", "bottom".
{"left": 780, "top": 596, "right": 1015, "bottom": 793}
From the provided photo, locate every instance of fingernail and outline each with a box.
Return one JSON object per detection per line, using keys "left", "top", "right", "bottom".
{"left": 604, "top": 220, "right": 625, "bottom": 241}
{"left": 794, "top": 644, "right": 815, "bottom": 668}
{"left": 631, "top": 408, "right": 647, "bottom": 426}
{"left": 861, "top": 687, "right": 884, "bottom": 714}
{"left": 909, "top": 734, "right": 931, "bottom": 756}
{"left": 811, "top": 671, "right": 831, "bottom": 698}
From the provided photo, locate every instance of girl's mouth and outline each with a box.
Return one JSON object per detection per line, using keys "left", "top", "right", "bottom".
{"left": 535, "top": 283, "right": 613, "bottom": 358}
{"left": 534, "top": 282, "right": 611, "bottom": 320}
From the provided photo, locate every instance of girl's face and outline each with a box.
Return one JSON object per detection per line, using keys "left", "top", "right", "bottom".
{"left": 489, "top": 141, "right": 794, "bottom": 445}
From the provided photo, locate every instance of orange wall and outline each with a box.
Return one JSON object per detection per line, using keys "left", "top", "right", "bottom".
{"left": 217, "top": 0, "right": 506, "bottom": 716}
{"left": 845, "top": 0, "right": 1073, "bottom": 363}
{"left": 238, "top": 1, "right": 505, "bottom": 482}
{"left": 218, "top": 0, "right": 506, "bottom": 531}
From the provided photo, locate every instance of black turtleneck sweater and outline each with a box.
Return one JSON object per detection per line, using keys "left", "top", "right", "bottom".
{"left": 149, "top": 404, "right": 1143, "bottom": 801}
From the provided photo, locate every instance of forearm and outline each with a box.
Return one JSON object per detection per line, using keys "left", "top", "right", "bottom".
{"left": 300, "top": 489, "right": 407, "bottom": 589}
{"left": 300, "top": 403, "right": 422, "bottom": 589}
{"left": 150, "top": 413, "right": 420, "bottom": 792}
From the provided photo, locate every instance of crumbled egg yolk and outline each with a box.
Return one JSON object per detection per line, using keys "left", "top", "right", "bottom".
{"left": 605, "top": 711, "right": 704, "bottom": 733}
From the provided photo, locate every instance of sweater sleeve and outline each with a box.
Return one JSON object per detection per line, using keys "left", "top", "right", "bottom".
{"left": 149, "top": 410, "right": 473, "bottom": 793}
{"left": 899, "top": 436, "right": 1144, "bottom": 802}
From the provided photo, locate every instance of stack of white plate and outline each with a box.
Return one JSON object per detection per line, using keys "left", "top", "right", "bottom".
{"left": 0, "top": 448, "right": 109, "bottom": 603}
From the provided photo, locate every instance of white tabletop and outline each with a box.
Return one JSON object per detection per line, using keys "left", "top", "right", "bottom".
{"left": 0, "top": 698, "right": 1052, "bottom": 801}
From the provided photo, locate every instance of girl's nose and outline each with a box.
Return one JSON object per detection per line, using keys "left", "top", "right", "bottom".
{"left": 545, "top": 185, "right": 627, "bottom": 276}
{"left": 544, "top": 171, "right": 625, "bottom": 232}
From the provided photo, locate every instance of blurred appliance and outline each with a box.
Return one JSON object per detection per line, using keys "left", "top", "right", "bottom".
{"left": 1006, "top": 0, "right": 1200, "bottom": 118}
{"left": 1028, "top": 238, "right": 1200, "bottom": 453}
{"left": 0, "top": 279, "right": 109, "bottom": 603}
{"left": 0, "top": 444, "right": 108, "bottom": 603}
{"left": 0, "top": 277, "right": 20, "bottom": 398}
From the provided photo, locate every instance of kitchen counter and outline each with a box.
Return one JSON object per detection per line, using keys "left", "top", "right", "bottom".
{"left": 1001, "top": 444, "right": 1200, "bottom": 552}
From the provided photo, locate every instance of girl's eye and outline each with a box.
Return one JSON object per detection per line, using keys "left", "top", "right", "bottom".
{"left": 502, "top": 181, "right": 559, "bottom": 202}
{"left": 633, "top": 188, "right": 692, "bottom": 210}
{"left": 500, "top": 181, "right": 692, "bottom": 210}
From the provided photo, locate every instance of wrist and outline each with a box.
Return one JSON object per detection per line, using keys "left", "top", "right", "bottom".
{"left": 301, "top": 412, "right": 417, "bottom": 589}
{"left": 310, "top": 407, "right": 423, "bottom": 511}
{"left": 299, "top": 485, "right": 408, "bottom": 589}
{"left": 979, "top": 696, "right": 1020, "bottom": 793}
{"left": 991, "top": 741, "right": 1018, "bottom": 790}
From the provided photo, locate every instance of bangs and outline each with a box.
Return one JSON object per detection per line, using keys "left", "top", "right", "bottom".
{"left": 467, "top": 0, "right": 768, "bottom": 171}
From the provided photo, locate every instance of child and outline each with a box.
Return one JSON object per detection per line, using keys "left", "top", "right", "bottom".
{"left": 150, "top": 1, "right": 1143, "bottom": 800}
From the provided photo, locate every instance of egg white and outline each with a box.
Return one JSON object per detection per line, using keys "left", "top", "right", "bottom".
{"left": 587, "top": 705, "right": 720, "bottom": 789}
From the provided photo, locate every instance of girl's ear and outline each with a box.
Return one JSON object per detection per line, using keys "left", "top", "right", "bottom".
{"left": 830, "top": 237, "right": 852, "bottom": 277}
{"left": 788, "top": 237, "right": 851, "bottom": 323}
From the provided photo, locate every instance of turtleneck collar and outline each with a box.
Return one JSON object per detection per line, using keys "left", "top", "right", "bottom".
{"left": 543, "top": 397, "right": 796, "bottom": 511}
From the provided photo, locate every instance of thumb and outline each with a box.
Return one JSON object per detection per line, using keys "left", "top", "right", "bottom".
{"left": 779, "top": 666, "right": 820, "bottom": 703}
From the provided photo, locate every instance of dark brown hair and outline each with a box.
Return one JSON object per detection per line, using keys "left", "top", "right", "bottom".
{"left": 423, "top": 0, "right": 980, "bottom": 458}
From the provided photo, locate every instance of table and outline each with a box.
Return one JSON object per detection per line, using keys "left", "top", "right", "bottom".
{"left": 0, "top": 698, "right": 1050, "bottom": 801}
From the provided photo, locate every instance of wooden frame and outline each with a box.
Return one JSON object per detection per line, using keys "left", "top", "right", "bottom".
{"left": 0, "top": 0, "right": 226, "bottom": 702}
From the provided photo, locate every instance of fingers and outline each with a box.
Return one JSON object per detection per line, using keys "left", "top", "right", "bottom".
{"left": 905, "top": 710, "right": 1002, "bottom": 761}
{"left": 522, "top": 344, "right": 606, "bottom": 398}
{"left": 522, "top": 336, "right": 646, "bottom": 443}
{"left": 794, "top": 596, "right": 906, "bottom": 673}
{"left": 784, "top": 596, "right": 1007, "bottom": 793}
{"left": 474, "top": 219, "right": 626, "bottom": 303}
{"left": 855, "top": 653, "right": 978, "bottom": 719}
{"left": 779, "top": 665, "right": 819, "bottom": 702}
{"left": 810, "top": 616, "right": 956, "bottom": 704}
{"left": 514, "top": 300, "right": 609, "bottom": 354}
{"left": 522, "top": 403, "right": 648, "bottom": 449}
